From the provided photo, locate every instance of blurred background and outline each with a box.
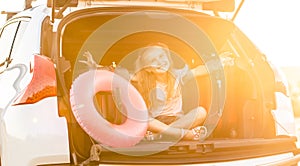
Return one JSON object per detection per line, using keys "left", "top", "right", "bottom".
{"left": 0, "top": 0, "right": 300, "bottom": 115}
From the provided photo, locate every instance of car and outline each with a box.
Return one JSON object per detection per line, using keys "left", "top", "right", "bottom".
{"left": 0, "top": 0, "right": 299, "bottom": 165}
{"left": 293, "top": 87, "right": 300, "bottom": 116}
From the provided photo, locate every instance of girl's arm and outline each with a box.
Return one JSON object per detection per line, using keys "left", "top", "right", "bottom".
{"left": 181, "top": 64, "right": 208, "bottom": 84}
{"left": 183, "top": 54, "right": 234, "bottom": 83}
{"left": 190, "top": 65, "right": 208, "bottom": 77}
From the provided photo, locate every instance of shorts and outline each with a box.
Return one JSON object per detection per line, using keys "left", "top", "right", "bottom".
{"left": 155, "top": 115, "right": 179, "bottom": 125}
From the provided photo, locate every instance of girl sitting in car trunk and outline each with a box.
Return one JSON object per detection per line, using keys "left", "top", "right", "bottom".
{"left": 131, "top": 43, "right": 209, "bottom": 140}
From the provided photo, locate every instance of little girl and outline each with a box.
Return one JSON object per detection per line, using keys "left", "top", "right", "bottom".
{"left": 131, "top": 43, "right": 208, "bottom": 140}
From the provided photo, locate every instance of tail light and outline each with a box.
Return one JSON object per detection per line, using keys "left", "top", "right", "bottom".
{"left": 13, "top": 54, "right": 57, "bottom": 105}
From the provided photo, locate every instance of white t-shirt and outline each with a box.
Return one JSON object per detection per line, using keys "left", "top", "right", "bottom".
{"left": 149, "top": 65, "right": 189, "bottom": 118}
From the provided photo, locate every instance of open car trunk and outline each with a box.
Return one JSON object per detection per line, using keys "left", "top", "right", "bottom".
{"left": 54, "top": 6, "right": 298, "bottom": 164}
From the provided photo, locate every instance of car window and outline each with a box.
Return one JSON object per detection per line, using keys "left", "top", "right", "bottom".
{"left": 0, "top": 18, "right": 30, "bottom": 73}
{"left": 0, "top": 21, "right": 19, "bottom": 73}
{"left": 9, "top": 20, "right": 30, "bottom": 61}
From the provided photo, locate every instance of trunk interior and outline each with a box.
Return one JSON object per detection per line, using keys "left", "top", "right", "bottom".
{"left": 54, "top": 7, "right": 295, "bottom": 164}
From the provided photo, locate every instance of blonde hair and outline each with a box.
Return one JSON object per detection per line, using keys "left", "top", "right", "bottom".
{"left": 132, "top": 43, "right": 180, "bottom": 108}
{"left": 135, "top": 42, "right": 173, "bottom": 71}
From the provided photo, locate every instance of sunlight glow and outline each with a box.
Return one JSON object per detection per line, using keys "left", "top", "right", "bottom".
{"left": 235, "top": 0, "right": 300, "bottom": 67}
{"left": 0, "top": 0, "right": 299, "bottom": 67}
{"left": 0, "top": 0, "right": 26, "bottom": 12}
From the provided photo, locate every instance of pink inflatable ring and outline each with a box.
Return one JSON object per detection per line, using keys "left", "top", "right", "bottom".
{"left": 70, "top": 69, "right": 148, "bottom": 148}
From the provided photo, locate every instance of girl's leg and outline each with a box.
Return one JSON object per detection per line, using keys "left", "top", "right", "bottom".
{"left": 148, "top": 118, "right": 183, "bottom": 138}
{"left": 147, "top": 107, "right": 207, "bottom": 140}
{"left": 170, "top": 106, "right": 207, "bottom": 129}
{"left": 147, "top": 116, "right": 205, "bottom": 140}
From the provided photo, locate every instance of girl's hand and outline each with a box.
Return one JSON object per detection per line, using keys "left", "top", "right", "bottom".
{"left": 79, "top": 51, "right": 103, "bottom": 69}
{"left": 220, "top": 51, "right": 235, "bottom": 67}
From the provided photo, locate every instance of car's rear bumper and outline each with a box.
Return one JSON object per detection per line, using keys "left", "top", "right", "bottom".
{"left": 39, "top": 152, "right": 299, "bottom": 166}
{"left": 0, "top": 97, "right": 70, "bottom": 166}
